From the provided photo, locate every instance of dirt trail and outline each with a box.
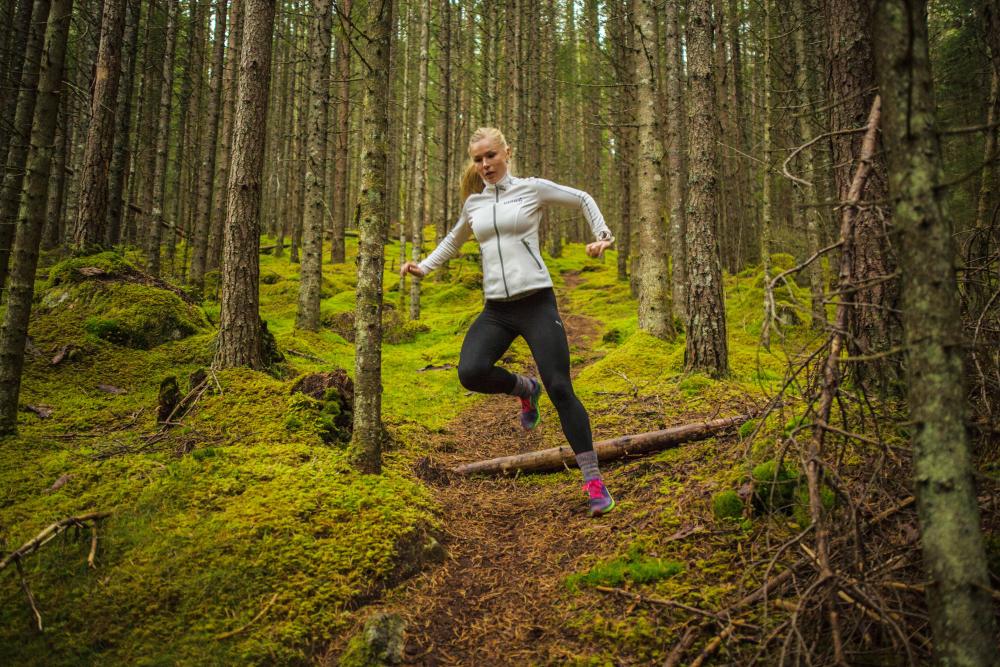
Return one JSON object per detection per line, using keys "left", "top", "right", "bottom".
{"left": 389, "top": 279, "right": 621, "bottom": 665}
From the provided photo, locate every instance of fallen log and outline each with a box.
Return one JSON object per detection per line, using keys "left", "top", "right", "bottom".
{"left": 452, "top": 414, "right": 751, "bottom": 476}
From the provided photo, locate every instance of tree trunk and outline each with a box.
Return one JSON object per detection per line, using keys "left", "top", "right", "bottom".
{"left": 0, "top": 0, "right": 74, "bottom": 435}
{"left": 0, "top": 0, "right": 51, "bottom": 296}
{"left": 633, "top": 0, "right": 674, "bottom": 340}
{"left": 684, "top": 0, "right": 729, "bottom": 377}
{"left": 72, "top": 0, "right": 128, "bottom": 250}
{"left": 826, "top": 0, "right": 899, "bottom": 392}
{"left": 0, "top": 0, "right": 33, "bottom": 173}
{"left": 329, "top": 0, "right": 351, "bottom": 264}
{"left": 295, "top": 0, "right": 332, "bottom": 331}
{"left": 105, "top": 0, "right": 141, "bottom": 247}
{"left": 454, "top": 415, "right": 751, "bottom": 476}
{"left": 351, "top": 0, "right": 394, "bottom": 475}
{"left": 214, "top": 0, "right": 275, "bottom": 369}
{"left": 664, "top": 0, "right": 687, "bottom": 322}
{"left": 42, "top": 90, "right": 70, "bottom": 249}
{"left": 437, "top": 0, "right": 451, "bottom": 277}
{"left": 874, "top": 2, "right": 1000, "bottom": 662}
{"left": 608, "top": 0, "right": 634, "bottom": 286}
{"left": 760, "top": 0, "right": 775, "bottom": 349}
{"left": 409, "top": 0, "right": 430, "bottom": 322}
{"left": 135, "top": 0, "right": 165, "bottom": 254}
{"left": 208, "top": 0, "right": 243, "bottom": 274}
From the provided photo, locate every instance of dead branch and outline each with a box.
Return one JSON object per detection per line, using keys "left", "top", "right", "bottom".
{"left": 16, "top": 560, "right": 42, "bottom": 631}
{"left": 214, "top": 592, "right": 279, "bottom": 640}
{"left": 0, "top": 512, "right": 112, "bottom": 571}
{"left": 452, "top": 414, "right": 751, "bottom": 475}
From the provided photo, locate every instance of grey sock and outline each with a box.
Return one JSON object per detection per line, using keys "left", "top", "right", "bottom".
{"left": 576, "top": 450, "right": 601, "bottom": 481}
{"left": 510, "top": 373, "right": 536, "bottom": 399}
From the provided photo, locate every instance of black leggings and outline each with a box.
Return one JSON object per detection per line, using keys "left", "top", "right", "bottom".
{"left": 457, "top": 288, "right": 593, "bottom": 455}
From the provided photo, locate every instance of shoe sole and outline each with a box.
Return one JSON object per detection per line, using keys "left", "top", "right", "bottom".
{"left": 589, "top": 498, "right": 616, "bottom": 518}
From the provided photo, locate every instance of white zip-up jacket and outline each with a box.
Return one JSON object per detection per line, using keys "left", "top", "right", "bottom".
{"left": 418, "top": 173, "right": 613, "bottom": 300}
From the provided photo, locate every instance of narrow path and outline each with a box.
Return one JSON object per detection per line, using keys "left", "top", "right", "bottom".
{"left": 390, "top": 276, "right": 617, "bottom": 665}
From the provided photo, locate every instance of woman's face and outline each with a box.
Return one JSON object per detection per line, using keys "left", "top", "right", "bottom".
{"left": 470, "top": 137, "right": 510, "bottom": 185}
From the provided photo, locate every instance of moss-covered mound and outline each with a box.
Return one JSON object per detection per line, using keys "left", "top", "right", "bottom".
{"left": 41, "top": 253, "right": 209, "bottom": 350}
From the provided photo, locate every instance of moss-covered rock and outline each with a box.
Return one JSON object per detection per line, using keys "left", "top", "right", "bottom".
{"left": 340, "top": 612, "right": 407, "bottom": 666}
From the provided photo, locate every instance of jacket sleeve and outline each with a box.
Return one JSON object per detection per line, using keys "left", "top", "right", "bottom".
{"left": 417, "top": 204, "right": 474, "bottom": 275}
{"left": 530, "top": 177, "right": 614, "bottom": 242}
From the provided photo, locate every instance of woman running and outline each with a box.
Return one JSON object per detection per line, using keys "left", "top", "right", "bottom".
{"left": 400, "top": 127, "right": 616, "bottom": 517}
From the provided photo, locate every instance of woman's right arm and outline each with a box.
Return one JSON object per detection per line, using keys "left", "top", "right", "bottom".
{"left": 401, "top": 205, "right": 473, "bottom": 277}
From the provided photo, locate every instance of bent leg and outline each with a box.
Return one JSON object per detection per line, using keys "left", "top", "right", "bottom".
{"left": 457, "top": 308, "right": 518, "bottom": 394}
{"left": 520, "top": 295, "right": 593, "bottom": 455}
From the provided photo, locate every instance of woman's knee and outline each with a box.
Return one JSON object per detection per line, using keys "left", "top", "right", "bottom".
{"left": 545, "top": 377, "right": 576, "bottom": 407}
{"left": 457, "top": 358, "right": 490, "bottom": 391}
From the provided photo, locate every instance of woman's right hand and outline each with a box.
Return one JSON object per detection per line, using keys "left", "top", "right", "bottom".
{"left": 400, "top": 261, "right": 426, "bottom": 278}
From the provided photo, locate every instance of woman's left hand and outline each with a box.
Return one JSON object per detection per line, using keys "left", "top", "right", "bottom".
{"left": 586, "top": 240, "right": 614, "bottom": 258}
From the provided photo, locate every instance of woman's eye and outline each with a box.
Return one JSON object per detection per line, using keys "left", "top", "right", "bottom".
{"left": 486, "top": 152, "right": 496, "bottom": 158}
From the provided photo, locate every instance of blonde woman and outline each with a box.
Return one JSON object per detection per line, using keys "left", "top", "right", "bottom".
{"left": 401, "top": 128, "right": 616, "bottom": 517}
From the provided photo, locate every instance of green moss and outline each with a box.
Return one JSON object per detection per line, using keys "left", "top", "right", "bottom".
{"left": 711, "top": 490, "right": 744, "bottom": 521}
{"left": 751, "top": 460, "right": 799, "bottom": 512}
{"left": 47, "top": 250, "right": 131, "bottom": 287}
{"left": 791, "top": 483, "right": 836, "bottom": 527}
{"left": 566, "top": 545, "right": 683, "bottom": 591}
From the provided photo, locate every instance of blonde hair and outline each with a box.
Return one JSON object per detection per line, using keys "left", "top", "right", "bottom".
{"left": 460, "top": 127, "right": 513, "bottom": 203}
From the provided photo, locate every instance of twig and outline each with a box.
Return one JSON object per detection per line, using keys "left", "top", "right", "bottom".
{"left": 16, "top": 560, "right": 42, "bottom": 631}
{"left": 689, "top": 623, "right": 738, "bottom": 667}
{"left": 594, "top": 585, "right": 737, "bottom": 625}
{"left": 665, "top": 625, "right": 701, "bottom": 667}
{"left": 0, "top": 512, "right": 112, "bottom": 571}
{"left": 215, "top": 593, "right": 279, "bottom": 640}
{"left": 88, "top": 524, "right": 98, "bottom": 568}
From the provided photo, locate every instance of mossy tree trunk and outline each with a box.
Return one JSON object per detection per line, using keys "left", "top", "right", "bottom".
{"left": 351, "top": 0, "right": 394, "bottom": 475}
{"left": 295, "top": 0, "right": 332, "bottom": 331}
{"left": 0, "top": 0, "right": 50, "bottom": 298}
{"left": 874, "top": 2, "right": 1000, "bottom": 662}
{"left": 632, "top": 0, "right": 674, "bottom": 341}
{"left": 0, "top": 0, "right": 74, "bottom": 436}
{"left": 607, "top": 0, "right": 634, "bottom": 286}
{"left": 189, "top": 0, "right": 227, "bottom": 290}
{"left": 214, "top": 0, "right": 276, "bottom": 370}
{"left": 684, "top": 0, "right": 729, "bottom": 377}
{"left": 72, "top": 0, "right": 128, "bottom": 251}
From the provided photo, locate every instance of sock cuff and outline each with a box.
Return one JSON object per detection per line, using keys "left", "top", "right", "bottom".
{"left": 576, "top": 450, "right": 601, "bottom": 481}
{"left": 510, "top": 373, "right": 535, "bottom": 399}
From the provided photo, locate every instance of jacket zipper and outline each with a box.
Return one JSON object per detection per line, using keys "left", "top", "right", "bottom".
{"left": 493, "top": 188, "right": 510, "bottom": 297}
{"left": 522, "top": 239, "right": 543, "bottom": 270}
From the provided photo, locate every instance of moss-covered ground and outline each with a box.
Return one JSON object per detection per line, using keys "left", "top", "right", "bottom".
{"left": 0, "top": 235, "right": 926, "bottom": 664}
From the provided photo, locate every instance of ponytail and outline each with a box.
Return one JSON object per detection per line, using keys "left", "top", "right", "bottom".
{"left": 460, "top": 162, "right": 485, "bottom": 203}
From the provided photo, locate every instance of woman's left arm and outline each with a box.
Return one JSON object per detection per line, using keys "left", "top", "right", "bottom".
{"left": 531, "top": 178, "right": 615, "bottom": 251}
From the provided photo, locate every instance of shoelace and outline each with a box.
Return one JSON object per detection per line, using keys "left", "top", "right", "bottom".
{"left": 583, "top": 479, "right": 606, "bottom": 500}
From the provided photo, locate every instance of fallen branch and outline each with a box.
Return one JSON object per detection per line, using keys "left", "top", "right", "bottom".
{"left": 0, "top": 512, "right": 112, "bottom": 571}
{"left": 452, "top": 414, "right": 751, "bottom": 475}
{"left": 215, "top": 593, "right": 279, "bottom": 640}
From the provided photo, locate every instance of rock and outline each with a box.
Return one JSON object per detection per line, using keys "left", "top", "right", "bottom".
{"left": 340, "top": 612, "right": 406, "bottom": 666}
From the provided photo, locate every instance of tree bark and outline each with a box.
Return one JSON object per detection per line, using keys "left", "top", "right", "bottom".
{"left": 409, "top": 0, "right": 430, "bottom": 321}
{"left": 295, "top": 0, "right": 333, "bottom": 331}
{"left": 145, "top": 0, "right": 178, "bottom": 276}
{"left": 0, "top": 0, "right": 51, "bottom": 296}
{"left": 454, "top": 415, "right": 751, "bottom": 476}
{"left": 826, "top": 0, "right": 899, "bottom": 392}
{"left": 664, "top": 0, "right": 687, "bottom": 322}
{"left": 0, "top": 0, "right": 33, "bottom": 173}
{"left": 214, "top": 0, "right": 276, "bottom": 369}
{"left": 0, "top": 0, "right": 74, "bottom": 435}
{"left": 875, "top": 2, "right": 999, "bottom": 662}
{"left": 633, "top": 0, "right": 674, "bottom": 340}
{"left": 329, "top": 0, "right": 351, "bottom": 264}
{"left": 105, "top": 0, "right": 141, "bottom": 247}
{"left": 351, "top": 0, "right": 394, "bottom": 475}
{"left": 684, "top": 0, "right": 729, "bottom": 377}
{"left": 72, "top": 0, "right": 128, "bottom": 250}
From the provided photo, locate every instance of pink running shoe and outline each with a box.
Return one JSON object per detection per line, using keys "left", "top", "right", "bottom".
{"left": 583, "top": 479, "right": 616, "bottom": 517}
{"left": 519, "top": 378, "right": 542, "bottom": 430}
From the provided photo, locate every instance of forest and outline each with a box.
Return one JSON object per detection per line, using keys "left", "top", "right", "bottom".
{"left": 0, "top": 0, "right": 998, "bottom": 663}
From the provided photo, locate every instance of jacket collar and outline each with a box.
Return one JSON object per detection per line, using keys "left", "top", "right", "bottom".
{"left": 483, "top": 172, "right": 514, "bottom": 194}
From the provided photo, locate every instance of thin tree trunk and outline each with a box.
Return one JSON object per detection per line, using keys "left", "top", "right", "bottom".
{"left": 875, "top": 1, "right": 1000, "bottom": 661}
{"left": 42, "top": 91, "right": 70, "bottom": 249}
{"left": 0, "top": 0, "right": 51, "bottom": 296}
{"left": 295, "top": 0, "right": 332, "bottom": 331}
{"left": 145, "top": 0, "right": 178, "bottom": 276}
{"left": 664, "top": 0, "right": 687, "bottom": 322}
{"left": 351, "top": 0, "right": 394, "bottom": 474}
{"left": 684, "top": 0, "right": 729, "bottom": 377}
{"left": 330, "top": 0, "right": 351, "bottom": 263}
{"left": 73, "top": 0, "right": 128, "bottom": 250}
{"left": 106, "top": 0, "right": 141, "bottom": 247}
{"left": 633, "top": 0, "right": 674, "bottom": 340}
{"left": 135, "top": 0, "right": 165, "bottom": 253}
{"left": 409, "top": 0, "right": 430, "bottom": 321}
{"left": 0, "top": 0, "right": 74, "bottom": 435}
{"left": 0, "top": 0, "right": 33, "bottom": 173}
{"left": 760, "top": 0, "right": 775, "bottom": 349}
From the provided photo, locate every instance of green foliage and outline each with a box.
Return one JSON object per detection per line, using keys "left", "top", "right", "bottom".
{"left": 792, "top": 483, "right": 836, "bottom": 527}
{"left": 566, "top": 544, "right": 683, "bottom": 591}
{"left": 711, "top": 490, "right": 744, "bottom": 521}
